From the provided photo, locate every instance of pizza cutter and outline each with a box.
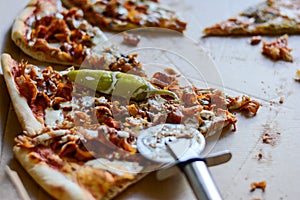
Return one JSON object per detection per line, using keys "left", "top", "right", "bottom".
{"left": 137, "top": 124, "right": 232, "bottom": 200}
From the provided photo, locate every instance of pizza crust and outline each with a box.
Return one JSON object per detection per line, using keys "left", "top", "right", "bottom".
{"left": 14, "top": 146, "right": 96, "bottom": 200}
{"left": 11, "top": 0, "right": 78, "bottom": 66}
{"left": 11, "top": 0, "right": 109, "bottom": 66}
{"left": 61, "top": 0, "right": 186, "bottom": 32}
{"left": 102, "top": 172, "right": 147, "bottom": 200}
{"left": 14, "top": 145, "right": 148, "bottom": 200}
{"left": 1, "top": 53, "right": 43, "bottom": 136}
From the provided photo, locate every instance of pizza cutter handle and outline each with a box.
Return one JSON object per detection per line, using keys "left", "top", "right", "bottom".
{"left": 179, "top": 160, "right": 222, "bottom": 200}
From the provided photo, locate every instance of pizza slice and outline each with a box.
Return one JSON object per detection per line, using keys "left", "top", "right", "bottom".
{"left": 2, "top": 53, "right": 151, "bottom": 199}
{"left": 12, "top": 0, "right": 110, "bottom": 66}
{"left": 204, "top": 0, "right": 300, "bottom": 36}
{"left": 1, "top": 53, "right": 260, "bottom": 199}
{"left": 62, "top": 0, "right": 187, "bottom": 32}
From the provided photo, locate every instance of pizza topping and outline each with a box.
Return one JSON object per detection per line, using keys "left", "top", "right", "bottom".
{"left": 107, "top": 52, "right": 145, "bottom": 76}
{"left": 67, "top": 69, "right": 178, "bottom": 101}
{"left": 250, "top": 181, "right": 267, "bottom": 192}
{"left": 11, "top": 60, "right": 261, "bottom": 167}
{"left": 29, "top": 147, "right": 66, "bottom": 170}
{"left": 76, "top": 166, "right": 115, "bottom": 199}
{"left": 86, "top": 0, "right": 187, "bottom": 32}
{"left": 15, "top": 75, "right": 38, "bottom": 105}
{"left": 262, "top": 34, "right": 293, "bottom": 62}
{"left": 200, "top": 110, "right": 215, "bottom": 120}
{"left": 227, "top": 95, "right": 261, "bottom": 116}
{"left": 26, "top": 7, "right": 106, "bottom": 64}
{"left": 122, "top": 32, "right": 141, "bottom": 46}
{"left": 45, "top": 108, "right": 64, "bottom": 128}
{"left": 13, "top": 62, "right": 73, "bottom": 121}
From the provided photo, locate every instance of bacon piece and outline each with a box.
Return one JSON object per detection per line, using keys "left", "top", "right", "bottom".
{"left": 206, "top": 90, "right": 227, "bottom": 110}
{"left": 151, "top": 72, "right": 176, "bottom": 88}
{"left": 182, "top": 88, "right": 199, "bottom": 106}
{"left": 166, "top": 107, "right": 183, "bottom": 124}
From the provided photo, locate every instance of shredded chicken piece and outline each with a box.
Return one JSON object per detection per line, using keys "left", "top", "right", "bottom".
{"left": 262, "top": 34, "right": 293, "bottom": 62}
{"left": 227, "top": 95, "right": 261, "bottom": 116}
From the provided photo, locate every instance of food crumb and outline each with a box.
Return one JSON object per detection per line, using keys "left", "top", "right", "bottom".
{"left": 262, "top": 34, "right": 293, "bottom": 62}
{"left": 262, "top": 123, "right": 280, "bottom": 146}
{"left": 250, "top": 36, "right": 262, "bottom": 45}
{"left": 250, "top": 181, "right": 267, "bottom": 192}
{"left": 257, "top": 152, "right": 263, "bottom": 160}
{"left": 262, "top": 133, "right": 271, "bottom": 144}
{"left": 279, "top": 96, "right": 284, "bottom": 104}
{"left": 123, "top": 32, "right": 141, "bottom": 46}
{"left": 294, "top": 69, "right": 300, "bottom": 81}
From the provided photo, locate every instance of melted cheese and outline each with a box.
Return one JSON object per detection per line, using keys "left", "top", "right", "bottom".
{"left": 85, "top": 129, "right": 98, "bottom": 137}
{"left": 200, "top": 110, "right": 215, "bottom": 120}
{"left": 45, "top": 108, "right": 64, "bottom": 128}
{"left": 24, "top": 65, "right": 43, "bottom": 79}
{"left": 47, "top": 42, "right": 62, "bottom": 49}
{"left": 93, "top": 3, "right": 106, "bottom": 14}
{"left": 35, "top": 129, "right": 68, "bottom": 145}
{"left": 81, "top": 96, "right": 95, "bottom": 107}
{"left": 95, "top": 96, "right": 107, "bottom": 104}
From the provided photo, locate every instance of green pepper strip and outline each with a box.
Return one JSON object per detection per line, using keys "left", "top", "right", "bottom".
{"left": 67, "top": 69, "right": 178, "bottom": 101}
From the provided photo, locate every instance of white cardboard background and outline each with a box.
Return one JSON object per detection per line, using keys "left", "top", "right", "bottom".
{"left": 1, "top": 0, "right": 300, "bottom": 199}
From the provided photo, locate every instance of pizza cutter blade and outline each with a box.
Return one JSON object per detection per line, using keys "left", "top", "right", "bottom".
{"left": 137, "top": 124, "right": 231, "bottom": 200}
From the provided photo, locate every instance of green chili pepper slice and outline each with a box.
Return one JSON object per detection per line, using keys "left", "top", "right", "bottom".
{"left": 67, "top": 69, "right": 178, "bottom": 101}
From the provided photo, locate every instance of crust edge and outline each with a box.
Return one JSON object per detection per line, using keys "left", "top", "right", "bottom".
{"left": 14, "top": 146, "right": 96, "bottom": 200}
{"left": 1, "top": 53, "right": 43, "bottom": 136}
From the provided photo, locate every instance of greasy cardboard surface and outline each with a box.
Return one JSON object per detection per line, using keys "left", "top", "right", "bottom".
{"left": 1, "top": 0, "right": 300, "bottom": 199}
